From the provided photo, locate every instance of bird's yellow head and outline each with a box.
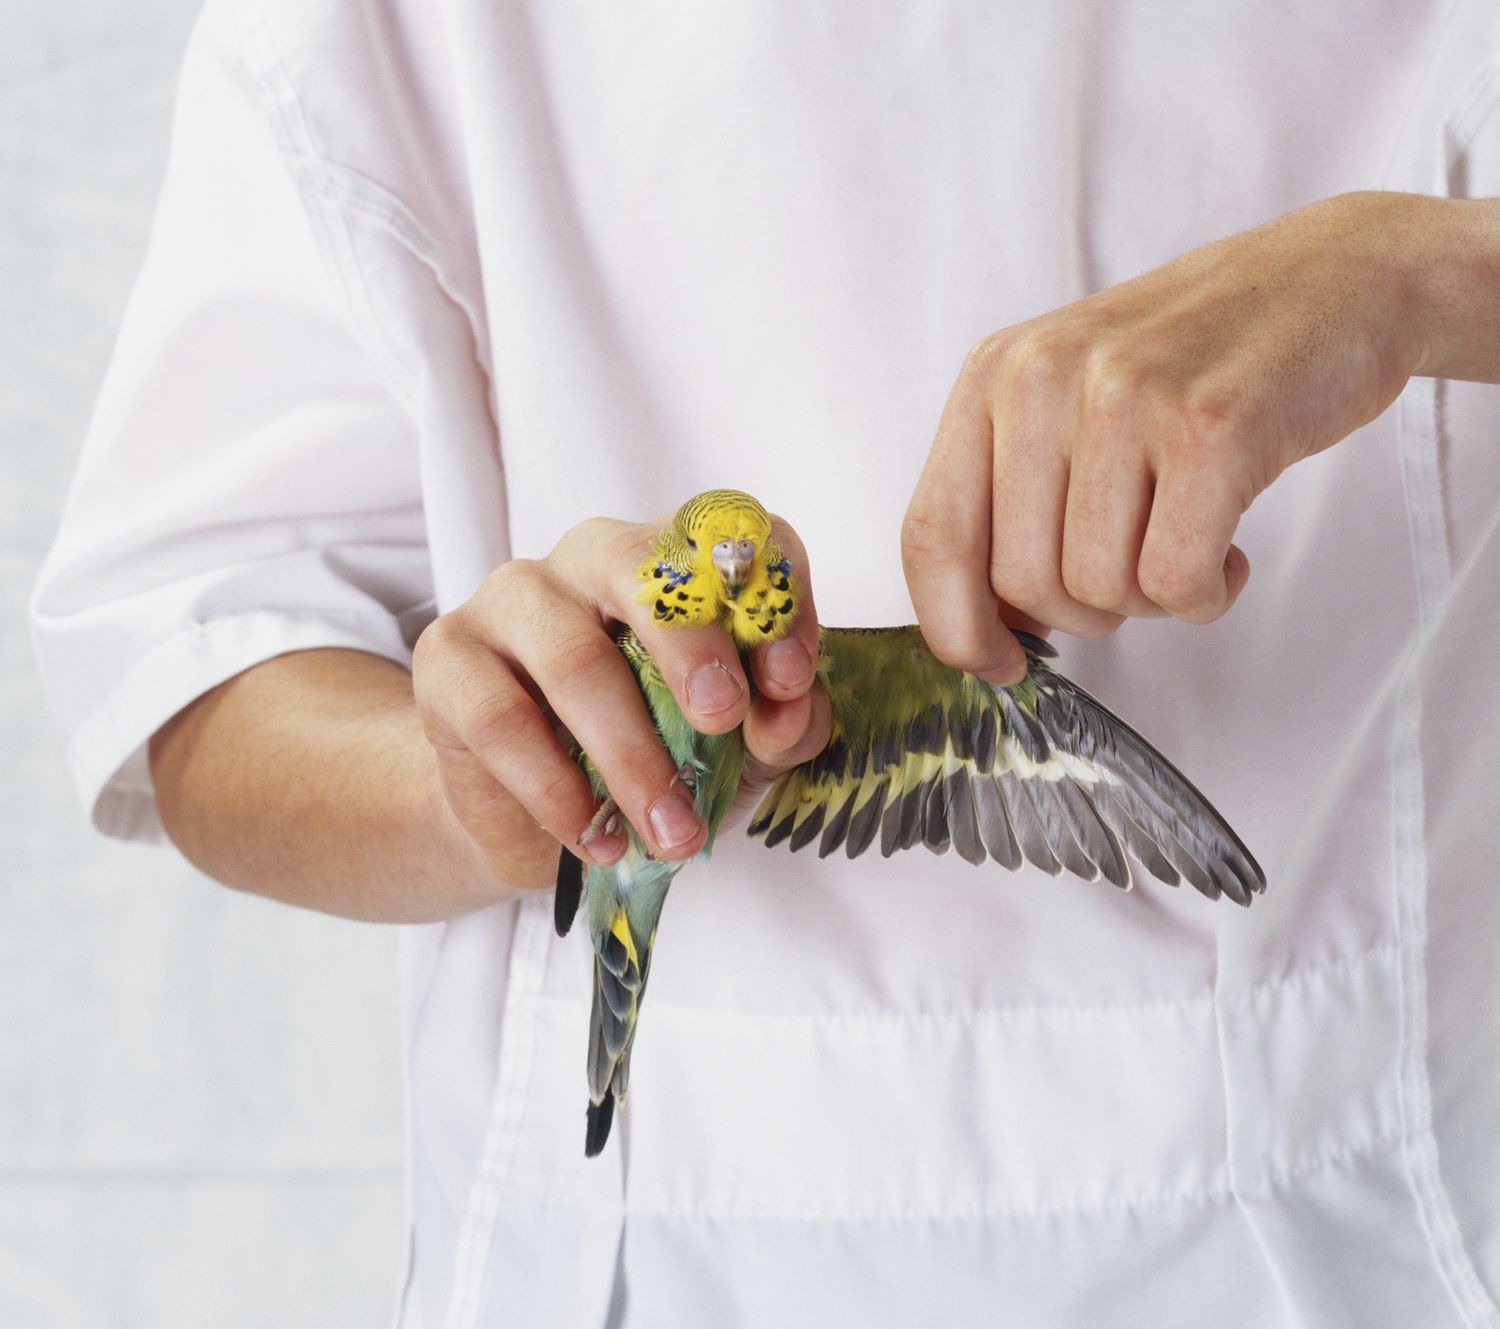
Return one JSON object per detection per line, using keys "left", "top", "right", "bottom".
{"left": 638, "top": 489, "right": 799, "bottom": 648}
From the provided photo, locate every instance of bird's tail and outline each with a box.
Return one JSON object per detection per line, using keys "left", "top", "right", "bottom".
{"left": 584, "top": 854, "right": 673, "bottom": 1157}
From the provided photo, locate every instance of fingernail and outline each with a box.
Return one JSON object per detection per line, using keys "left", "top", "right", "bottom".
{"left": 585, "top": 833, "right": 625, "bottom": 866}
{"left": 764, "top": 638, "right": 811, "bottom": 689}
{"left": 648, "top": 792, "right": 701, "bottom": 850}
{"left": 687, "top": 661, "right": 743, "bottom": 716}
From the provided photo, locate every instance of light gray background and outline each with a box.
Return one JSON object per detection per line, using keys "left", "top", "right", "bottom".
{"left": 2, "top": 3, "right": 407, "bottom": 1325}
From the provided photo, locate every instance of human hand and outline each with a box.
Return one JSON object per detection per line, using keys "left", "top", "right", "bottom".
{"left": 902, "top": 190, "right": 1477, "bottom": 683}
{"left": 412, "top": 513, "right": 830, "bottom": 889}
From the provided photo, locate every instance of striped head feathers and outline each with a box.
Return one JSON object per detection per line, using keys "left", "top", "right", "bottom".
{"left": 637, "top": 489, "right": 799, "bottom": 649}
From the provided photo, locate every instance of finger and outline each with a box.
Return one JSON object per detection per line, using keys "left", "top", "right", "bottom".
{"left": 498, "top": 579, "right": 707, "bottom": 860}
{"left": 1137, "top": 461, "right": 1252, "bottom": 623}
{"left": 737, "top": 685, "right": 834, "bottom": 828}
{"left": 746, "top": 517, "right": 821, "bottom": 702}
{"left": 625, "top": 618, "right": 751, "bottom": 736}
{"left": 732, "top": 687, "right": 834, "bottom": 825}
{"left": 744, "top": 682, "right": 833, "bottom": 772}
{"left": 564, "top": 518, "right": 754, "bottom": 736}
{"left": 990, "top": 374, "right": 1126, "bottom": 640}
{"left": 1059, "top": 434, "right": 1170, "bottom": 619}
{"left": 430, "top": 739, "right": 583, "bottom": 883}
{"left": 903, "top": 354, "right": 1028, "bottom": 685}
{"left": 413, "top": 623, "right": 623, "bottom": 864}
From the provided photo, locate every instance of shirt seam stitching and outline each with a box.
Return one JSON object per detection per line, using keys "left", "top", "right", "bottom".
{"left": 60, "top": 607, "right": 414, "bottom": 798}
{"left": 237, "top": 3, "right": 490, "bottom": 418}
{"left": 1384, "top": 41, "right": 1500, "bottom": 1325}
{"left": 531, "top": 938, "right": 1401, "bottom": 1024}
{"left": 522, "top": 1122, "right": 1411, "bottom": 1225}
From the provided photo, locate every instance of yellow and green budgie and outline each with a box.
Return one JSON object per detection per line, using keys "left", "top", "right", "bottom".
{"left": 553, "top": 488, "right": 1264, "bottom": 1157}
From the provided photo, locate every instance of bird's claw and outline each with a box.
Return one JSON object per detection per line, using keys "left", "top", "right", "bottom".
{"left": 577, "top": 798, "right": 622, "bottom": 849}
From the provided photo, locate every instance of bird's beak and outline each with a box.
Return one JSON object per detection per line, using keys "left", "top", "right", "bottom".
{"left": 713, "top": 552, "right": 753, "bottom": 599}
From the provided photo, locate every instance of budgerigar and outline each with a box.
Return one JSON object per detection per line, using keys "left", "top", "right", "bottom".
{"left": 553, "top": 488, "right": 1264, "bottom": 1157}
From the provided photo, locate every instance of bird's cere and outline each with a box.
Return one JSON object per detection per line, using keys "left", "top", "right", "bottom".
{"left": 711, "top": 537, "right": 758, "bottom": 596}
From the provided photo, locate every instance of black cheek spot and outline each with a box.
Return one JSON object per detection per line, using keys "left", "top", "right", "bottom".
{"left": 676, "top": 592, "right": 688, "bottom": 601}
{"left": 775, "top": 577, "right": 790, "bottom": 591}
{"left": 758, "top": 620, "right": 774, "bottom": 635}
{"left": 655, "top": 599, "right": 669, "bottom": 616}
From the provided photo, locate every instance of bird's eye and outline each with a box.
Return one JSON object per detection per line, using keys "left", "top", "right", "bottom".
{"left": 737, "top": 539, "right": 756, "bottom": 560}
{"left": 685, "top": 537, "right": 697, "bottom": 551}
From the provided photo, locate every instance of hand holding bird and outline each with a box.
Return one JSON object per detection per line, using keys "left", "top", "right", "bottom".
{"left": 554, "top": 489, "right": 1264, "bottom": 1157}
{"left": 410, "top": 508, "right": 831, "bottom": 890}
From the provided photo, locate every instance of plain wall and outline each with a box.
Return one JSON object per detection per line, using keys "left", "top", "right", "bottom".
{"left": 1, "top": 4, "right": 407, "bottom": 1325}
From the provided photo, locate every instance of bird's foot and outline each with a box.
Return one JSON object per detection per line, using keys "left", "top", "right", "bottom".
{"left": 670, "top": 763, "right": 698, "bottom": 794}
{"left": 577, "top": 798, "right": 622, "bottom": 849}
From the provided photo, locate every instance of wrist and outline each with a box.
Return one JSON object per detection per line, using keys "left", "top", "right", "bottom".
{"left": 1390, "top": 193, "right": 1500, "bottom": 382}
{"left": 413, "top": 757, "right": 521, "bottom": 911}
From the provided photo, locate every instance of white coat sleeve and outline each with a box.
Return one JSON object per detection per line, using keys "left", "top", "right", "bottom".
{"left": 29, "top": 9, "right": 434, "bottom": 845}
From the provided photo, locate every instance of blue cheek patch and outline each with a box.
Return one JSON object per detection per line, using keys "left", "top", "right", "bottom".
{"left": 656, "top": 563, "right": 693, "bottom": 592}
{"left": 770, "top": 559, "right": 791, "bottom": 577}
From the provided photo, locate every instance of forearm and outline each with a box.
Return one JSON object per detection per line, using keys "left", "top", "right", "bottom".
{"left": 148, "top": 648, "right": 549, "bottom": 923}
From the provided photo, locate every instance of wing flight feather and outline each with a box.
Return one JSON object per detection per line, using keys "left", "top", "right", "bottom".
{"left": 747, "top": 628, "right": 1265, "bottom": 904}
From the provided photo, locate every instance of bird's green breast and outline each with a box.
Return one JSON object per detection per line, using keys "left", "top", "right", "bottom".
{"left": 611, "top": 630, "right": 745, "bottom": 844}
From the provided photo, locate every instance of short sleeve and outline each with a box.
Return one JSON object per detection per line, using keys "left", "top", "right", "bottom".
{"left": 29, "top": 5, "right": 435, "bottom": 844}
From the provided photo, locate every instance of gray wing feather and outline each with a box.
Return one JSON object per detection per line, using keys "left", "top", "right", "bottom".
{"left": 748, "top": 629, "right": 1265, "bottom": 906}
{"left": 946, "top": 772, "right": 987, "bottom": 867}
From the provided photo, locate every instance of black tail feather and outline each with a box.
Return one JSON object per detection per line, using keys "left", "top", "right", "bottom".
{"left": 584, "top": 1092, "right": 616, "bottom": 1157}
{"left": 554, "top": 848, "right": 584, "bottom": 937}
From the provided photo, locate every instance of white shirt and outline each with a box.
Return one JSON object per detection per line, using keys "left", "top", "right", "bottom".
{"left": 31, "top": 2, "right": 1500, "bottom": 1325}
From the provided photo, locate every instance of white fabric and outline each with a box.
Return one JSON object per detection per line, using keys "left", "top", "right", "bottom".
{"left": 30, "top": 1, "right": 1500, "bottom": 1325}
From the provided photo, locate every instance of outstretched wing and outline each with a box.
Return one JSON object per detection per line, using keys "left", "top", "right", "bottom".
{"left": 746, "top": 627, "right": 1265, "bottom": 906}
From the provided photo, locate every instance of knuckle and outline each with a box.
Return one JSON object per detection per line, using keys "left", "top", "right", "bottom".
{"left": 548, "top": 633, "right": 623, "bottom": 692}
{"left": 959, "top": 332, "right": 1011, "bottom": 390}
{"left": 1137, "top": 553, "right": 1213, "bottom": 612}
{"left": 901, "top": 508, "right": 963, "bottom": 566}
{"left": 1175, "top": 387, "right": 1245, "bottom": 461}
{"left": 411, "top": 613, "right": 455, "bottom": 673}
{"left": 532, "top": 763, "right": 587, "bottom": 821}
{"left": 1060, "top": 555, "right": 1130, "bottom": 612}
{"left": 1082, "top": 346, "right": 1153, "bottom": 424}
{"left": 1002, "top": 331, "right": 1076, "bottom": 401}
{"left": 463, "top": 688, "right": 537, "bottom": 755}
{"left": 411, "top": 617, "right": 474, "bottom": 728}
{"left": 989, "top": 559, "right": 1052, "bottom": 611}
{"left": 482, "top": 557, "right": 546, "bottom": 608}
